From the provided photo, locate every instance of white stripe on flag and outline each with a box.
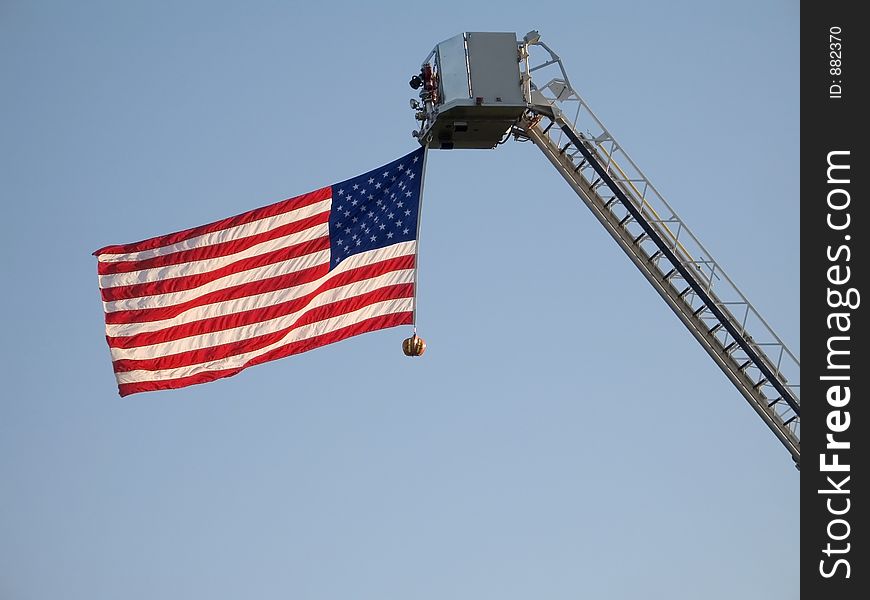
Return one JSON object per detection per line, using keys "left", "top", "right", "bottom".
{"left": 106, "top": 244, "right": 416, "bottom": 337}
{"left": 102, "top": 249, "right": 331, "bottom": 313}
{"left": 99, "top": 222, "right": 329, "bottom": 288}
{"left": 97, "top": 199, "right": 332, "bottom": 263}
{"left": 109, "top": 268, "right": 415, "bottom": 360}
{"left": 102, "top": 240, "right": 416, "bottom": 314}
{"left": 115, "top": 297, "right": 414, "bottom": 384}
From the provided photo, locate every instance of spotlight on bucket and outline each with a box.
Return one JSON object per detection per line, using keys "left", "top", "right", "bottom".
{"left": 402, "top": 334, "right": 426, "bottom": 357}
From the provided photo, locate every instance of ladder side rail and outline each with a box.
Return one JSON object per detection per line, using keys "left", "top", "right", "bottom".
{"left": 519, "top": 101, "right": 800, "bottom": 418}
{"left": 531, "top": 89, "right": 801, "bottom": 383}
{"left": 591, "top": 143, "right": 802, "bottom": 402}
{"left": 553, "top": 116, "right": 799, "bottom": 414}
{"left": 579, "top": 117, "right": 802, "bottom": 371}
{"left": 518, "top": 112, "right": 799, "bottom": 465}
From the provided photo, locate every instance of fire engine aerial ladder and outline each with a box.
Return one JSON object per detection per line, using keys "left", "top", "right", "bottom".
{"left": 408, "top": 31, "right": 800, "bottom": 468}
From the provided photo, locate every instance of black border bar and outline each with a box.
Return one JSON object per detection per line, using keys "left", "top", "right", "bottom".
{"left": 802, "top": 4, "right": 867, "bottom": 596}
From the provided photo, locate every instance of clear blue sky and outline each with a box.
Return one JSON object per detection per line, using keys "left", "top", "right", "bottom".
{"left": 1, "top": 1, "right": 799, "bottom": 598}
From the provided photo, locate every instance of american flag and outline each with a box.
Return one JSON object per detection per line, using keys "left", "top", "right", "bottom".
{"left": 94, "top": 147, "right": 426, "bottom": 396}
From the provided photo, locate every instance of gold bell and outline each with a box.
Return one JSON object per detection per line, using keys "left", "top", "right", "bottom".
{"left": 402, "top": 333, "right": 426, "bottom": 357}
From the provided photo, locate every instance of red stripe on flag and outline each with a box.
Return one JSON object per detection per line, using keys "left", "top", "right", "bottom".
{"left": 112, "top": 283, "right": 414, "bottom": 373}
{"left": 115, "top": 311, "right": 413, "bottom": 396}
{"left": 94, "top": 187, "right": 331, "bottom": 256}
{"left": 105, "top": 262, "right": 331, "bottom": 325}
{"left": 100, "top": 236, "right": 330, "bottom": 302}
{"left": 107, "top": 255, "right": 416, "bottom": 347}
{"left": 97, "top": 212, "right": 330, "bottom": 275}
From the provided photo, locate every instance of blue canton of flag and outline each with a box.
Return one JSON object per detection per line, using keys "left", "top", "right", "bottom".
{"left": 329, "top": 146, "right": 425, "bottom": 268}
